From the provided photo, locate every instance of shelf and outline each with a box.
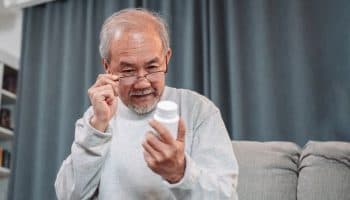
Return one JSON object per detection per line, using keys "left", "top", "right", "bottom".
{"left": 0, "top": 50, "right": 19, "bottom": 70}
{"left": 0, "top": 167, "right": 10, "bottom": 178}
{"left": 0, "top": 126, "right": 13, "bottom": 140}
{"left": 1, "top": 89, "right": 16, "bottom": 104}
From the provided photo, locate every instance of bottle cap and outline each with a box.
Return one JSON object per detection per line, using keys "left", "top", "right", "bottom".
{"left": 154, "top": 101, "right": 178, "bottom": 120}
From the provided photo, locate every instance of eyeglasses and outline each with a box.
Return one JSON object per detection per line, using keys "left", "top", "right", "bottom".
{"left": 117, "top": 70, "right": 166, "bottom": 85}
{"left": 116, "top": 57, "right": 168, "bottom": 85}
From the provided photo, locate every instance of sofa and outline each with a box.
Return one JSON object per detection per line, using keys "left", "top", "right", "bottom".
{"left": 232, "top": 141, "right": 350, "bottom": 200}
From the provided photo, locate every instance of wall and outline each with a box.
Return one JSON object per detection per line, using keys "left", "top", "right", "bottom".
{"left": 0, "top": 9, "right": 23, "bottom": 59}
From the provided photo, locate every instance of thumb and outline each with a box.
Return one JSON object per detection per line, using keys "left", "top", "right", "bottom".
{"left": 176, "top": 117, "right": 186, "bottom": 143}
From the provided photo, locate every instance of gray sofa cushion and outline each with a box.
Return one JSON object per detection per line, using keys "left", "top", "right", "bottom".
{"left": 297, "top": 141, "right": 350, "bottom": 200}
{"left": 232, "top": 141, "right": 300, "bottom": 200}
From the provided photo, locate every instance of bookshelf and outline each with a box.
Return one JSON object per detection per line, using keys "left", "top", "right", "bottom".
{"left": 0, "top": 167, "right": 10, "bottom": 178}
{"left": 0, "top": 126, "right": 13, "bottom": 140}
{"left": 0, "top": 50, "right": 18, "bottom": 200}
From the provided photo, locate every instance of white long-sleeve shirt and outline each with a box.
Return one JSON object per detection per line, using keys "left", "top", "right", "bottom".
{"left": 55, "top": 86, "right": 239, "bottom": 200}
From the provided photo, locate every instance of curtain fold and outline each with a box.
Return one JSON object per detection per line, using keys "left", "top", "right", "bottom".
{"left": 8, "top": 0, "right": 350, "bottom": 199}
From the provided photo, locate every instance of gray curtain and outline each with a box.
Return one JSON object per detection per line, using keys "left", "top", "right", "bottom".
{"left": 9, "top": 0, "right": 350, "bottom": 199}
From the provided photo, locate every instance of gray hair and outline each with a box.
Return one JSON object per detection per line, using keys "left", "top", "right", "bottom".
{"left": 99, "top": 8, "right": 170, "bottom": 61}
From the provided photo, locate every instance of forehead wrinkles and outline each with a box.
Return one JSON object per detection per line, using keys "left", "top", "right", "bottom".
{"left": 111, "top": 31, "right": 163, "bottom": 63}
{"left": 115, "top": 31, "right": 147, "bottom": 50}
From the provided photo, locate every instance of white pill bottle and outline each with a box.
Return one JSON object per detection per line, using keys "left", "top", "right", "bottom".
{"left": 154, "top": 100, "right": 179, "bottom": 139}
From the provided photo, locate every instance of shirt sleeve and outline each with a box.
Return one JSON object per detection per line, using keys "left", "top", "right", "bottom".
{"left": 164, "top": 110, "right": 239, "bottom": 200}
{"left": 54, "top": 108, "right": 113, "bottom": 200}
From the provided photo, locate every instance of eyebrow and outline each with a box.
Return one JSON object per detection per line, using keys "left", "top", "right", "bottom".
{"left": 145, "top": 57, "right": 160, "bottom": 65}
{"left": 119, "top": 62, "right": 134, "bottom": 68}
{"left": 119, "top": 57, "right": 161, "bottom": 67}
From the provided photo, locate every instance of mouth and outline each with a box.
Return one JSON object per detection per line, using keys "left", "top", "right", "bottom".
{"left": 128, "top": 88, "right": 160, "bottom": 114}
{"left": 130, "top": 88, "right": 156, "bottom": 99}
{"left": 131, "top": 93, "right": 154, "bottom": 100}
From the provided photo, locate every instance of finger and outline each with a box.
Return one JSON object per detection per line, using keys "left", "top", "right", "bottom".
{"left": 102, "top": 73, "right": 119, "bottom": 81}
{"left": 97, "top": 73, "right": 118, "bottom": 83}
{"left": 149, "top": 119, "right": 174, "bottom": 145}
{"left": 176, "top": 117, "right": 186, "bottom": 142}
{"left": 142, "top": 139, "right": 162, "bottom": 163}
{"left": 105, "top": 95, "right": 117, "bottom": 105}
{"left": 93, "top": 74, "right": 119, "bottom": 88}
{"left": 92, "top": 82, "right": 118, "bottom": 98}
{"left": 91, "top": 86, "right": 115, "bottom": 103}
{"left": 114, "top": 79, "right": 120, "bottom": 96}
{"left": 88, "top": 85, "right": 115, "bottom": 99}
{"left": 145, "top": 131, "right": 168, "bottom": 154}
{"left": 143, "top": 147, "right": 151, "bottom": 159}
{"left": 89, "top": 84, "right": 114, "bottom": 96}
{"left": 142, "top": 149, "right": 155, "bottom": 167}
{"left": 94, "top": 78, "right": 118, "bottom": 90}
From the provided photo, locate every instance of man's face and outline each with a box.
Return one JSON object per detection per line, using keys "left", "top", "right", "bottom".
{"left": 105, "top": 29, "right": 171, "bottom": 114}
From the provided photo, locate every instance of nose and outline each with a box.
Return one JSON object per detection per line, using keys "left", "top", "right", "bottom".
{"left": 133, "top": 70, "right": 151, "bottom": 89}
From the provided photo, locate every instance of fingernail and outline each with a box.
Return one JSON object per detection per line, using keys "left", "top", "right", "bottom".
{"left": 112, "top": 75, "right": 118, "bottom": 80}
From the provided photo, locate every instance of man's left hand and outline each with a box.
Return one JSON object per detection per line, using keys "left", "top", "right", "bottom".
{"left": 142, "top": 117, "right": 186, "bottom": 183}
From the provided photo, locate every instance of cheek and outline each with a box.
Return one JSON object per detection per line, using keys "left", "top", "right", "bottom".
{"left": 153, "top": 77, "right": 165, "bottom": 94}
{"left": 118, "top": 84, "right": 131, "bottom": 102}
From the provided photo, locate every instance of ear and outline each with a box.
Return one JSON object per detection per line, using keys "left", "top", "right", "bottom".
{"left": 165, "top": 48, "right": 172, "bottom": 65}
{"left": 102, "top": 58, "right": 110, "bottom": 73}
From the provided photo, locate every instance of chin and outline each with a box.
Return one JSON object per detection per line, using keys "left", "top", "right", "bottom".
{"left": 128, "top": 98, "right": 159, "bottom": 115}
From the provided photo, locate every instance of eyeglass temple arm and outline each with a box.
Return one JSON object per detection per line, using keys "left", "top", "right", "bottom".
{"left": 165, "top": 57, "right": 169, "bottom": 73}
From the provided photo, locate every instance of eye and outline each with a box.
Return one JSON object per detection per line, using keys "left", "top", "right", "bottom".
{"left": 121, "top": 69, "right": 136, "bottom": 76}
{"left": 122, "top": 69, "right": 134, "bottom": 73}
{"left": 147, "top": 65, "right": 159, "bottom": 72}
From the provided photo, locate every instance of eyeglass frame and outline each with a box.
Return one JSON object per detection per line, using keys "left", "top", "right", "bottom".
{"left": 115, "top": 56, "right": 168, "bottom": 85}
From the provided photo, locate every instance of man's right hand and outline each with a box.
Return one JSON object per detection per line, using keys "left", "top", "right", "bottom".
{"left": 87, "top": 74, "right": 119, "bottom": 132}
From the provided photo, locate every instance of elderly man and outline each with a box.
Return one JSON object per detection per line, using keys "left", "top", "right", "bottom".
{"left": 55, "top": 8, "right": 238, "bottom": 200}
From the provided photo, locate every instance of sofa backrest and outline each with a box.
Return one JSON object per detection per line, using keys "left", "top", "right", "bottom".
{"left": 232, "top": 141, "right": 350, "bottom": 200}
{"left": 232, "top": 141, "right": 300, "bottom": 200}
{"left": 297, "top": 141, "right": 350, "bottom": 200}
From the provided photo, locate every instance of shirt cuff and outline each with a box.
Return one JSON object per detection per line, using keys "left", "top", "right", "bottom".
{"left": 162, "top": 152, "right": 199, "bottom": 189}
{"left": 74, "top": 107, "right": 113, "bottom": 148}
